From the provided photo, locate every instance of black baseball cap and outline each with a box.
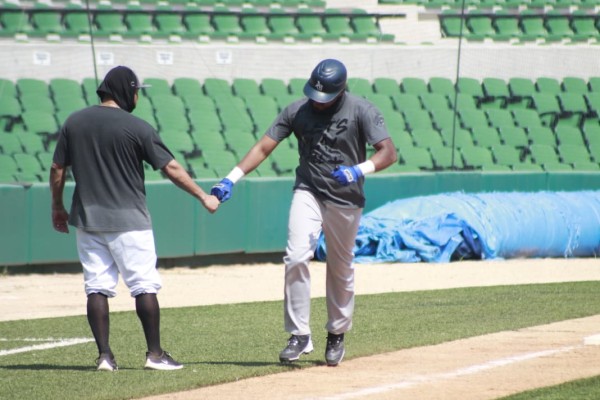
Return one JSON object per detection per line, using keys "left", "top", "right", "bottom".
{"left": 96, "top": 66, "right": 151, "bottom": 112}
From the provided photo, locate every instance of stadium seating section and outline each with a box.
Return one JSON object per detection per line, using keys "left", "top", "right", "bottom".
{"left": 1, "top": 74, "right": 600, "bottom": 183}
{"left": 0, "top": 2, "right": 395, "bottom": 43}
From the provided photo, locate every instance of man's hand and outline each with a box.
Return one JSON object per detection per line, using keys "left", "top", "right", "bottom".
{"left": 201, "top": 195, "right": 221, "bottom": 213}
{"left": 52, "top": 207, "right": 70, "bottom": 233}
{"left": 331, "top": 165, "right": 363, "bottom": 186}
{"left": 211, "top": 178, "right": 234, "bottom": 202}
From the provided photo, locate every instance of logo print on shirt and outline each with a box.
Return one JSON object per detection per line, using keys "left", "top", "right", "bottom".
{"left": 308, "top": 118, "right": 348, "bottom": 164}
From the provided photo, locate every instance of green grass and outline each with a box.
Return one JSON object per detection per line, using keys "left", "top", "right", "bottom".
{"left": 1, "top": 281, "right": 600, "bottom": 400}
{"left": 499, "top": 376, "right": 600, "bottom": 400}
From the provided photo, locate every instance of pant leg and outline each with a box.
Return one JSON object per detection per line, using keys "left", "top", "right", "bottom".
{"left": 322, "top": 204, "right": 363, "bottom": 335}
{"left": 76, "top": 229, "right": 120, "bottom": 298}
{"left": 283, "top": 190, "right": 324, "bottom": 336}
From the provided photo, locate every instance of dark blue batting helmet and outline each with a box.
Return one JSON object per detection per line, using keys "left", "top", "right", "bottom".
{"left": 303, "top": 59, "right": 347, "bottom": 103}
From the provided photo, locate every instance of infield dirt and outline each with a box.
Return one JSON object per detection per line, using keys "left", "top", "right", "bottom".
{"left": 1, "top": 257, "right": 600, "bottom": 399}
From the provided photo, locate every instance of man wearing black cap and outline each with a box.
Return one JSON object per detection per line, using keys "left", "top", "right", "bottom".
{"left": 210, "top": 59, "right": 397, "bottom": 366}
{"left": 49, "top": 66, "right": 220, "bottom": 371}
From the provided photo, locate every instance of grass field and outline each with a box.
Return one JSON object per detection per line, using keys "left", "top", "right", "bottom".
{"left": 1, "top": 281, "right": 600, "bottom": 400}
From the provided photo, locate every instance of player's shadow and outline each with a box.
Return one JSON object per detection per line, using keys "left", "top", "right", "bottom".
{"left": 0, "top": 364, "right": 97, "bottom": 371}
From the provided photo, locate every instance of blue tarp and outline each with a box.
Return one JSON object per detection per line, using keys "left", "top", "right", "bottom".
{"left": 315, "top": 191, "right": 600, "bottom": 263}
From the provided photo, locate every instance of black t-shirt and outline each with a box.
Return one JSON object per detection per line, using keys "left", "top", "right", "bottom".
{"left": 53, "top": 105, "right": 174, "bottom": 231}
{"left": 266, "top": 93, "right": 390, "bottom": 208}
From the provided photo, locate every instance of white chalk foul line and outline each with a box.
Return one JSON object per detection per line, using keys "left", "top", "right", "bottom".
{"left": 0, "top": 338, "right": 93, "bottom": 357}
{"left": 309, "top": 345, "right": 579, "bottom": 400}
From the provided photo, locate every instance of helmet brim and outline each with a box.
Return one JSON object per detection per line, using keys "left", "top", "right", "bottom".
{"left": 303, "top": 82, "right": 343, "bottom": 103}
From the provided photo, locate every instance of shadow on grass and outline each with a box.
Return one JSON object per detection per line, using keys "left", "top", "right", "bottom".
{"left": 0, "top": 364, "right": 96, "bottom": 371}
{"left": 186, "top": 360, "right": 323, "bottom": 368}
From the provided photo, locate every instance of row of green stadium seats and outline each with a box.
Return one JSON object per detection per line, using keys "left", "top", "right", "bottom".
{"left": 380, "top": 0, "right": 600, "bottom": 8}
{"left": 440, "top": 10, "right": 600, "bottom": 42}
{"left": 0, "top": 6, "right": 393, "bottom": 43}
{"left": 41, "top": 0, "right": 326, "bottom": 7}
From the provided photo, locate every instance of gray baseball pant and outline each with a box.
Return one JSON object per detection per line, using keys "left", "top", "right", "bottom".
{"left": 283, "top": 189, "right": 363, "bottom": 336}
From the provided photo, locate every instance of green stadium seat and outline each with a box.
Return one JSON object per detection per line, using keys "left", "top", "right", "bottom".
{"left": 570, "top": 11, "right": 597, "bottom": 42}
{"left": 572, "top": 161, "right": 600, "bottom": 171}
{"left": 271, "top": 145, "right": 299, "bottom": 175}
{"left": 124, "top": 7, "right": 156, "bottom": 38}
{"left": 452, "top": 93, "right": 478, "bottom": 111}
{"left": 49, "top": 78, "right": 83, "bottom": 99}
{"left": 261, "top": 78, "right": 289, "bottom": 98}
{"left": 482, "top": 77, "right": 510, "bottom": 108}
{"left": 142, "top": 78, "right": 172, "bottom": 98}
{"left": 13, "top": 152, "right": 44, "bottom": 181}
{"left": 244, "top": 94, "right": 279, "bottom": 132}
{"left": 420, "top": 93, "right": 450, "bottom": 112}
{"left": 404, "top": 109, "right": 434, "bottom": 130}
{"left": 527, "top": 126, "right": 556, "bottom": 146}
{"left": 275, "top": 94, "right": 302, "bottom": 111}
{"left": 288, "top": 78, "right": 306, "bottom": 97}
{"left": 491, "top": 144, "right": 524, "bottom": 167}
{"left": 54, "top": 96, "right": 87, "bottom": 115}
{"left": 508, "top": 77, "right": 536, "bottom": 109}
{"left": 296, "top": 9, "right": 328, "bottom": 41}
{"left": 183, "top": 10, "right": 215, "bottom": 39}
{"left": 160, "top": 130, "right": 196, "bottom": 156}
{"left": 398, "top": 146, "right": 434, "bottom": 170}
{"left": 439, "top": 10, "right": 463, "bottom": 38}
{"left": 0, "top": 95, "right": 22, "bottom": 121}
{"left": 373, "top": 78, "right": 400, "bottom": 97}
{"left": 267, "top": 9, "right": 300, "bottom": 41}
{"left": 232, "top": 78, "right": 261, "bottom": 97}
{"left": 63, "top": 7, "right": 90, "bottom": 38}
{"left": 411, "top": 128, "right": 444, "bottom": 149}
{"left": 429, "top": 108, "right": 456, "bottom": 132}
{"left": 459, "top": 109, "right": 489, "bottom": 131}
{"left": 212, "top": 6, "right": 243, "bottom": 39}
{"left": 131, "top": 96, "right": 157, "bottom": 128}
{"left": 0, "top": 132, "right": 24, "bottom": 154}
{"left": 428, "top": 77, "right": 455, "bottom": 98}
{"left": 204, "top": 78, "right": 232, "bottom": 98}
{"left": 529, "top": 143, "right": 560, "bottom": 165}
{"left": 216, "top": 96, "right": 254, "bottom": 132}
{"left": 82, "top": 77, "right": 101, "bottom": 105}
{"left": 456, "top": 77, "right": 484, "bottom": 104}
{"left": 383, "top": 111, "right": 406, "bottom": 131}
{"left": 401, "top": 78, "right": 428, "bottom": 95}
{"left": 188, "top": 110, "right": 222, "bottom": 135}
{"left": 511, "top": 109, "right": 543, "bottom": 129}
{"left": 0, "top": 7, "right": 33, "bottom": 36}
{"left": 428, "top": 145, "right": 464, "bottom": 170}
{"left": 555, "top": 125, "right": 585, "bottom": 146}
{"left": 493, "top": 10, "right": 521, "bottom": 41}
{"left": 511, "top": 163, "right": 544, "bottom": 172}
{"left": 17, "top": 78, "right": 49, "bottom": 97}
{"left": 562, "top": 77, "right": 589, "bottom": 94}
{"left": 390, "top": 129, "right": 414, "bottom": 149}
{"left": 154, "top": 7, "right": 187, "bottom": 38}
{"left": 20, "top": 95, "right": 55, "bottom": 114}
{"left": 173, "top": 77, "right": 204, "bottom": 99}
{"left": 557, "top": 92, "right": 588, "bottom": 127}
{"left": 586, "top": 92, "right": 600, "bottom": 117}
{"left": 544, "top": 11, "right": 574, "bottom": 42}
{"left": 542, "top": 162, "right": 573, "bottom": 171}
{"left": 0, "top": 153, "right": 19, "bottom": 182}
{"left": 223, "top": 128, "right": 258, "bottom": 158}
{"left": 486, "top": 109, "right": 515, "bottom": 129}
{"left": 0, "top": 78, "right": 17, "bottom": 98}
{"left": 239, "top": 8, "right": 271, "bottom": 40}
{"left": 351, "top": 9, "right": 393, "bottom": 42}
{"left": 588, "top": 77, "right": 600, "bottom": 92}
{"left": 392, "top": 93, "right": 422, "bottom": 111}
{"left": 30, "top": 5, "right": 63, "bottom": 37}
{"left": 94, "top": 10, "right": 128, "bottom": 37}
{"left": 471, "top": 126, "right": 502, "bottom": 147}
{"left": 322, "top": 9, "right": 355, "bottom": 41}
{"left": 519, "top": 10, "right": 548, "bottom": 42}
{"left": 466, "top": 14, "right": 495, "bottom": 41}
{"left": 17, "top": 130, "right": 46, "bottom": 154}
{"left": 440, "top": 127, "right": 474, "bottom": 148}
{"left": 459, "top": 145, "right": 495, "bottom": 169}
{"left": 557, "top": 143, "right": 591, "bottom": 164}
{"left": 367, "top": 94, "right": 395, "bottom": 113}
{"left": 498, "top": 126, "right": 529, "bottom": 147}
{"left": 535, "top": 77, "right": 561, "bottom": 94}
{"left": 347, "top": 78, "right": 373, "bottom": 97}
{"left": 531, "top": 93, "right": 560, "bottom": 127}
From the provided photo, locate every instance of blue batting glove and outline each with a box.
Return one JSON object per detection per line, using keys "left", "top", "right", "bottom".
{"left": 331, "top": 165, "right": 363, "bottom": 186}
{"left": 211, "top": 178, "right": 234, "bottom": 203}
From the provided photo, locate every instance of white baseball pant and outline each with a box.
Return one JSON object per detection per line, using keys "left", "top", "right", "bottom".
{"left": 283, "top": 189, "right": 363, "bottom": 336}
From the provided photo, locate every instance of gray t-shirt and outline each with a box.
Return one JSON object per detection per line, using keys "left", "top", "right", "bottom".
{"left": 266, "top": 92, "right": 390, "bottom": 208}
{"left": 53, "top": 105, "right": 174, "bottom": 231}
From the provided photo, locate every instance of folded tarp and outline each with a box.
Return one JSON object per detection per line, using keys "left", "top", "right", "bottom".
{"left": 315, "top": 191, "right": 600, "bottom": 263}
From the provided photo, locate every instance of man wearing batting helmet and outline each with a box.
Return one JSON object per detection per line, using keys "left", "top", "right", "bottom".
{"left": 50, "top": 66, "right": 220, "bottom": 371}
{"left": 211, "top": 59, "right": 397, "bottom": 366}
